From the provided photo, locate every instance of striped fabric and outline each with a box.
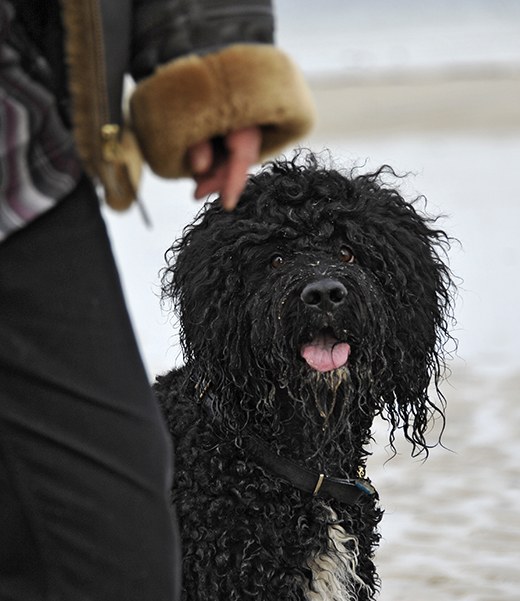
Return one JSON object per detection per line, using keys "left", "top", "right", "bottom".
{"left": 0, "top": 1, "right": 82, "bottom": 242}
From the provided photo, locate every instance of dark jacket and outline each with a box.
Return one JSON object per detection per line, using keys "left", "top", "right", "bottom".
{"left": 12, "top": 0, "right": 315, "bottom": 210}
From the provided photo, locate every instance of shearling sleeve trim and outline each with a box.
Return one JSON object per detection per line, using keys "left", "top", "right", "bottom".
{"left": 129, "top": 44, "right": 316, "bottom": 179}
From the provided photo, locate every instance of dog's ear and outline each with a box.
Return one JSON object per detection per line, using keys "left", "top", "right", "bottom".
{"left": 355, "top": 180, "right": 454, "bottom": 456}
{"left": 161, "top": 202, "right": 258, "bottom": 391}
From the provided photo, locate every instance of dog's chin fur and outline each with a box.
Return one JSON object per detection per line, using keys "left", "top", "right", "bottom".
{"left": 156, "top": 152, "right": 454, "bottom": 601}
{"left": 297, "top": 365, "right": 351, "bottom": 423}
{"left": 281, "top": 367, "right": 358, "bottom": 465}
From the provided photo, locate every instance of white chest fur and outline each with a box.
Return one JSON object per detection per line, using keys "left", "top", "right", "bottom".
{"left": 303, "top": 506, "right": 369, "bottom": 601}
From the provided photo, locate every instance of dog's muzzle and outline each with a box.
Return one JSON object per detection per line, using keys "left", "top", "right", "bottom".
{"left": 299, "top": 278, "right": 351, "bottom": 373}
{"left": 300, "top": 279, "right": 347, "bottom": 313}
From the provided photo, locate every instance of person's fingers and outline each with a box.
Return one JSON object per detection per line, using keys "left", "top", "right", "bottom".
{"left": 190, "top": 137, "right": 229, "bottom": 199}
{"left": 189, "top": 127, "right": 262, "bottom": 208}
{"left": 193, "top": 166, "right": 229, "bottom": 200}
{"left": 188, "top": 139, "right": 213, "bottom": 175}
{"left": 219, "top": 127, "right": 261, "bottom": 210}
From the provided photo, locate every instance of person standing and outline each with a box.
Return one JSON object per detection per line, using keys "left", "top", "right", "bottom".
{"left": 0, "top": 1, "right": 315, "bottom": 599}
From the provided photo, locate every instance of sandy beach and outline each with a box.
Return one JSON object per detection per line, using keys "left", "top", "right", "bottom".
{"left": 102, "top": 51, "right": 520, "bottom": 601}
{"left": 306, "top": 67, "right": 520, "bottom": 137}
{"left": 367, "top": 363, "right": 520, "bottom": 601}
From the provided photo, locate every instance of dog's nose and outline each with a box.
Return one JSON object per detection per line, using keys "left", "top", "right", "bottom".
{"left": 300, "top": 279, "right": 347, "bottom": 312}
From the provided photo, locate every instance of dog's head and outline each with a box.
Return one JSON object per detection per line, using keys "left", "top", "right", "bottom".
{"left": 162, "top": 154, "right": 454, "bottom": 457}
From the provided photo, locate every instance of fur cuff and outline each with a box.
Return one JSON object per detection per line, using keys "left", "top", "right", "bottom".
{"left": 130, "top": 45, "right": 316, "bottom": 178}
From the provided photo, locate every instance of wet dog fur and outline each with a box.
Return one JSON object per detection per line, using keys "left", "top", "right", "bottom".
{"left": 155, "top": 153, "right": 454, "bottom": 601}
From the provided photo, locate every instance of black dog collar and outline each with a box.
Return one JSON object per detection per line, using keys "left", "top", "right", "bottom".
{"left": 243, "top": 434, "right": 376, "bottom": 505}
{"left": 195, "top": 378, "right": 376, "bottom": 504}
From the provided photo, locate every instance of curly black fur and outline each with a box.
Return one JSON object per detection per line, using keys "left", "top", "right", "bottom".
{"left": 156, "top": 153, "right": 455, "bottom": 601}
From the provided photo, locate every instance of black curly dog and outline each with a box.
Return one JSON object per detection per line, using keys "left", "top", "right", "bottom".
{"left": 156, "top": 154, "right": 454, "bottom": 601}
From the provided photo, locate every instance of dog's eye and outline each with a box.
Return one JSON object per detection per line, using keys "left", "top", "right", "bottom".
{"left": 339, "top": 246, "right": 354, "bottom": 263}
{"left": 271, "top": 255, "right": 285, "bottom": 269}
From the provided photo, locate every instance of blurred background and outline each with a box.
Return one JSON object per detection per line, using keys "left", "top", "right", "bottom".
{"left": 102, "top": 2, "right": 520, "bottom": 599}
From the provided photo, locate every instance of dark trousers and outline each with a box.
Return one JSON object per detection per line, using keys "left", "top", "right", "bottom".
{"left": 0, "top": 177, "right": 180, "bottom": 600}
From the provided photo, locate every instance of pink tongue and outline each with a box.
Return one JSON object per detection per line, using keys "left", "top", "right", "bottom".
{"left": 301, "top": 333, "right": 351, "bottom": 373}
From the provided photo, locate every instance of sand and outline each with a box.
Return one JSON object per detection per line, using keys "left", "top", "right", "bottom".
{"left": 366, "top": 362, "right": 520, "bottom": 600}
{"left": 306, "top": 67, "right": 520, "bottom": 138}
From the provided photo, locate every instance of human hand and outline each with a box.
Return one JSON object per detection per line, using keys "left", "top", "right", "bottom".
{"left": 188, "top": 126, "right": 262, "bottom": 211}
